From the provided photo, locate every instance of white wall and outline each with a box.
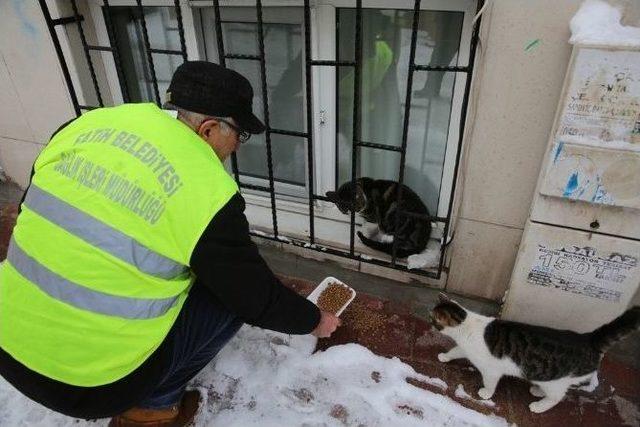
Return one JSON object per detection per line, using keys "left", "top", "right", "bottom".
{"left": 0, "top": 0, "right": 76, "bottom": 188}
{"left": 446, "top": 0, "right": 640, "bottom": 301}
{"left": 446, "top": 0, "right": 583, "bottom": 300}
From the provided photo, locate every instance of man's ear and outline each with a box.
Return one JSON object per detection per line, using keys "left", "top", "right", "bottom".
{"left": 198, "top": 119, "right": 217, "bottom": 140}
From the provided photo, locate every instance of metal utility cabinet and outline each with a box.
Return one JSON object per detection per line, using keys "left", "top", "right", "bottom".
{"left": 503, "top": 44, "right": 640, "bottom": 333}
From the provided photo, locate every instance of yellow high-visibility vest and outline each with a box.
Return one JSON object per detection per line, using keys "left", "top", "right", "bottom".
{"left": 0, "top": 103, "right": 237, "bottom": 386}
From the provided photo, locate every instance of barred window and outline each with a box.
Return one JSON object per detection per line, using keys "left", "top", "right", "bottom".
{"left": 43, "top": 0, "right": 480, "bottom": 278}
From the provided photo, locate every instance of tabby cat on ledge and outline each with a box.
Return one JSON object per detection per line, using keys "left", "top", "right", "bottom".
{"left": 430, "top": 293, "right": 640, "bottom": 413}
{"left": 326, "top": 178, "right": 431, "bottom": 258}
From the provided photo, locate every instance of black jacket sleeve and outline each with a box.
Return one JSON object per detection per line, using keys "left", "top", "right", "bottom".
{"left": 189, "top": 193, "right": 321, "bottom": 335}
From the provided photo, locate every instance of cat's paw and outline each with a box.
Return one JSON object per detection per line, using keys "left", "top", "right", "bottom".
{"left": 579, "top": 382, "right": 598, "bottom": 393}
{"left": 437, "top": 353, "right": 451, "bottom": 363}
{"left": 477, "top": 387, "right": 494, "bottom": 400}
{"left": 529, "top": 399, "right": 555, "bottom": 413}
{"left": 579, "top": 374, "right": 598, "bottom": 392}
{"left": 529, "top": 401, "right": 544, "bottom": 413}
{"left": 529, "top": 385, "right": 545, "bottom": 397}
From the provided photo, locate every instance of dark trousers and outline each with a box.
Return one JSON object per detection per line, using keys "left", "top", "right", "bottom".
{"left": 139, "top": 283, "right": 243, "bottom": 409}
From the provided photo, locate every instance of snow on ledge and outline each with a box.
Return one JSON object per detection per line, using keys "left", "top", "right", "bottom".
{"left": 570, "top": 0, "right": 640, "bottom": 47}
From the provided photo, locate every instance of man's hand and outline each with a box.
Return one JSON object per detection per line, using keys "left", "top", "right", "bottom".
{"left": 311, "top": 310, "right": 342, "bottom": 338}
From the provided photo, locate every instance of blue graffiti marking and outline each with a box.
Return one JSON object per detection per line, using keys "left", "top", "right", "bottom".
{"left": 577, "top": 179, "right": 589, "bottom": 198}
{"left": 592, "top": 184, "right": 614, "bottom": 205}
{"left": 563, "top": 172, "right": 579, "bottom": 197}
{"left": 591, "top": 185, "right": 600, "bottom": 202}
{"left": 553, "top": 141, "right": 564, "bottom": 164}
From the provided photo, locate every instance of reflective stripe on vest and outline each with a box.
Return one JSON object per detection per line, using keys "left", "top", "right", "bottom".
{"left": 7, "top": 237, "right": 179, "bottom": 319}
{"left": 24, "top": 184, "right": 187, "bottom": 280}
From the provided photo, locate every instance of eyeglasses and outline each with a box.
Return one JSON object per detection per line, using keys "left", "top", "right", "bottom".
{"left": 201, "top": 117, "right": 251, "bottom": 143}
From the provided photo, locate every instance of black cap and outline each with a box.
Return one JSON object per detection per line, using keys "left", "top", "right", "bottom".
{"left": 166, "top": 61, "right": 265, "bottom": 134}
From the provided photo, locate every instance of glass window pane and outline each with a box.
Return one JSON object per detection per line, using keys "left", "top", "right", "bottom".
{"left": 337, "top": 9, "right": 464, "bottom": 214}
{"left": 215, "top": 11, "right": 307, "bottom": 187}
{"left": 222, "top": 22, "right": 258, "bottom": 56}
{"left": 238, "top": 134, "right": 307, "bottom": 185}
{"left": 107, "top": 6, "right": 182, "bottom": 102}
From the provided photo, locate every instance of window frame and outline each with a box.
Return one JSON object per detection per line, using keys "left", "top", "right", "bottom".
{"left": 80, "top": 0, "right": 477, "bottom": 262}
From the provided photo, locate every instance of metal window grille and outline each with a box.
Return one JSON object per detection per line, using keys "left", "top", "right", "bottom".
{"left": 39, "top": 0, "right": 483, "bottom": 280}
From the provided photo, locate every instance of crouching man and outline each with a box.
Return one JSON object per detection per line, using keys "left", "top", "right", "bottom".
{"left": 0, "top": 61, "right": 340, "bottom": 426}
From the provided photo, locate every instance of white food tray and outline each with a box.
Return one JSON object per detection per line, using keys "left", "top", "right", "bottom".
{"left": 307, "top": 276, "right": 356, "bottom": 316}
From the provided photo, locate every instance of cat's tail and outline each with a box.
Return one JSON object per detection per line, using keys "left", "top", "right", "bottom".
{"left": 591, "top": 306, "right": 640, "bottom": 351}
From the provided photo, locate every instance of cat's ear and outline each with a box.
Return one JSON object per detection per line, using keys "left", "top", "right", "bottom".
{"left": 438, "top": 292, "right": 451, "bottom": 303}
{"left": 359, "top": 177, "right": 373, "bottom": 186}
{"left": 325, "top": 191, "right": 336, "bottom": 201}
{"left": 439, "top": 293, "right": 464, "bottom": 310}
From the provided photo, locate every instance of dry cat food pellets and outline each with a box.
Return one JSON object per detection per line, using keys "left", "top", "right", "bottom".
{"left": 317, "top": 282, "right": 353, "bottom": 315}
{"left": 345, "top": 303, "right": 385, "bottom": 334}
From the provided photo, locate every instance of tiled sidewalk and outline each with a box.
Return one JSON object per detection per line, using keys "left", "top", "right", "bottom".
{"left": 1, "top": 201, "right": 638, "bottom": 426}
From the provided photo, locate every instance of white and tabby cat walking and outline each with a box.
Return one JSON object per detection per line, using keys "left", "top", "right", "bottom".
{"left": 430, "top": 294, "right": 640, "bottom": 413}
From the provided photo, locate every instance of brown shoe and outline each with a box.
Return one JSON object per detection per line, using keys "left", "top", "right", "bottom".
{"left": 109, "top": 390, "right": 201, "bottom": 427}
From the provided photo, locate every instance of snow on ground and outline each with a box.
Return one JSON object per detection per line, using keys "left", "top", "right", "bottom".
{"left": 570, "top": 0, "right": 640, "bottom": 47}
{"left": 0, "top": 326, "right": 509, "bottom": 427}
